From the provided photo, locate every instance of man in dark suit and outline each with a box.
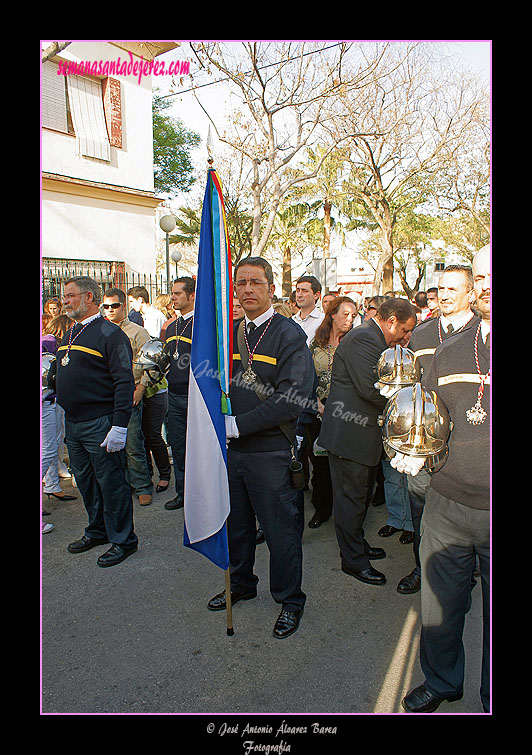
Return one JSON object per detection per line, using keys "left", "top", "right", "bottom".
{"left": 318, "top": 297, "right": 417, "bottom": 586}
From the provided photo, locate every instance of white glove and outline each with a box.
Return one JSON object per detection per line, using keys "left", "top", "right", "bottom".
{"left": 390, "top": 452, "right": 425, "bottom": 476}
{"left": 100, "top": 426, "right": 128, "bottom": 453}
{"left": 225, "top": 415, "right": 240, "bottom": 439}
{"left": 375, "top": 381, "right": 400, "bottom": 399}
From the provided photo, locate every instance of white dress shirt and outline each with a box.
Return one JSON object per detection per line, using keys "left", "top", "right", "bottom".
{"left": 245, "top": 305, "right": 275, "bottom": 330}
{"left": 292, "top": 306, "right": 325, "bottom": 345}
{"left": 440, "top": 310, "right": 474, "bottom": 333}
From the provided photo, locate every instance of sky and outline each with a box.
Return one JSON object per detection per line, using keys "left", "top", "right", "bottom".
{"left": 156, "top": 40, "right": 491, "bottom": 186}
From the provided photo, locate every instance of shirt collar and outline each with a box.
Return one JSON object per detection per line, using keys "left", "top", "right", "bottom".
{"left": 480, "top": 319, "right": 490, "bottom": 342}
{"left": 440, "top": 310, "right": 474, "bottom": 331}
{"left": 294, "top": 306, "right": 321, "bottom": 322}
{"left": 245, "top": 305, "right": 275, "bottom": 329}
{"left": 180, "top": 309, "right": 194, "bottom": 320}
{"left": 79, "top": 312, "right": 101, "bottom": 326}
{"left": 371, "top": 317, "right": 386, "bottom": 339}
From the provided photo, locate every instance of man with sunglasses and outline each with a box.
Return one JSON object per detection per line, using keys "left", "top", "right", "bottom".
{"left": 102, "top": 289, "right": 154, "bottom": 507}
{"left": 56, "top": 276, "right": 138, "bottom": 568}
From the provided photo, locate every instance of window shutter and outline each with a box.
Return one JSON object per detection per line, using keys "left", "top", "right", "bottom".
{"left": 66, "top": 74, "right": 111, "bottom": 161}
{"left": 102, "top": 77, "right": 122, "bottom": 148}
{"left": 42, "top": 61, "right": 68, "bottom": 133}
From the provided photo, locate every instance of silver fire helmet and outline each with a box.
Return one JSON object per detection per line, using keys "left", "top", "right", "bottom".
{"left": 42, "top": 352, "right": 56, "bottom": 392}
{"left": 380, "top": 382, "right": 452, "bottom": 472}
{"left": 134, "top": 338, "right": 172, "bottom": 380}
{"left": 376, "top": 345, "right": 421, "bottom": 388}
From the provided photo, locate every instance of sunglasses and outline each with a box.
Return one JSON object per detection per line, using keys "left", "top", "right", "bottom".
{"left": 102, "top": 303, "right": 122, "bottom": 309}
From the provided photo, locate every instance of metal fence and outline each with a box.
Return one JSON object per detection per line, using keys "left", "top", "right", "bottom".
{"left": 42, "top": 258, "right": 169, "bottom": 308}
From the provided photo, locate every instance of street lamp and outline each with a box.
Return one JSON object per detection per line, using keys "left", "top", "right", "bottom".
{"left": 159, "top": 214, "right": 176, "bottom": 293}
{"left": 171, "top": 248, "right": 182, "bottom": 278}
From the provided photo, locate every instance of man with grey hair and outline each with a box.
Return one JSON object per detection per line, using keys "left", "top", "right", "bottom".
{"left": 55, "top": 276, "right": 138, "bottom": 568}
{"left": 402, "top": 245, "right": 491, "bottom": 713}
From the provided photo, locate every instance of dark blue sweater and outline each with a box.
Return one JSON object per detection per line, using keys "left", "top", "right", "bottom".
{"left": 423, "top": 322, "right": 490, "bottom": 510}
{"left": 164, "top": 315, "right": 193, "bottom": 395}
{"left": 56, "top": 315, "right": 134, "bottom": 427}
{"left": 229, "top": 314, "right": 314, "bottom": 453}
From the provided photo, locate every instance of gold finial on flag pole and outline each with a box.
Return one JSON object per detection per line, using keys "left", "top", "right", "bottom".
{"left": 207, "top": 124, "right": 214, "bottom": 168}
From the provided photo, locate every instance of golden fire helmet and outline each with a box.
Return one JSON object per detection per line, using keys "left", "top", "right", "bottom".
{"left": 380, "top": 382, "right": 452, "bottom": 472}
{"left": 376, "top": 345, "right": 421, "bottom": 388}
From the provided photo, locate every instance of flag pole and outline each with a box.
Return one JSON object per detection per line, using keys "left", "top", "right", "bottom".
{"left": 225, "top": 566, "right": 234, "bottom": 636}
{"left": 207, "top": 129, "right": 234, "bottom": 637}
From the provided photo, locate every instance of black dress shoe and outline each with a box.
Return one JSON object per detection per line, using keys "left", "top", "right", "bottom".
{"left": 378, "top": 525, "right": 400, "bottom": 537}
{"left": 165, "top": 494, "right": 184, "bottom": 510}
{"left": 97, "top": 543, "right": 138, "bottom": 568}
{"left": 207, "top": 589, "right": 257, "bottom": 611}
{"left": 273, "top": 608, "right": 303, "bottom": 639}
{"left": 366, "top": 545, "right": 386, "bottom": 560}
{"left": 46, "top": 492, "right": 77, "bottom": 501}
{"left": 67, "top": 534, "right": 109, "bottom": 553}
{"left": 400, "top": 530, "right": 414, "bottom": 544}
{"left": 341, "top": 562, "right": 386, "bottom": 585}
{"left": 308, "top": 513, "right": 329, "bottom": 529}
{"left": 402, "top": 684, "right": 463, "bottom": 713}
{"left": 397, "top": 570, "right": 421, "bottom": 594}
{"left": 156, "top": 482, "right": 170, "bottom": 493}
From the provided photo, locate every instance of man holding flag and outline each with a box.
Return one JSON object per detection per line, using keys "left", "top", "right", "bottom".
{"left": 183, "top": 168, "right": 313, "bottom": 639}
{"left": 209, "top": 256, "right": 314, "bottom": 639}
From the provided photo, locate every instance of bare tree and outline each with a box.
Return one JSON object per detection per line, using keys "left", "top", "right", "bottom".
{"left": 334, "top": 43, "right": 490, "bottom": 293}
{"left": 188, "top": 41, "right": 388, "bottom": 257}
{"left": 430, "top": 93, "right": 490, "bottom": 238}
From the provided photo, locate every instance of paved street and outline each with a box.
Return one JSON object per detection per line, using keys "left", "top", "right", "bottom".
{"left": 41, "top": 470, "right": 485, "bottom": 718}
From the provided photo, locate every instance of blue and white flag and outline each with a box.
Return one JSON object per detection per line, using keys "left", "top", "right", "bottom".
{"left": 183, "top": 169, "right": 232, "bottom": 570}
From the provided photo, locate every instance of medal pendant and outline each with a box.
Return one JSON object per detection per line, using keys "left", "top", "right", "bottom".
{"left": 61, "top": 355, "right": 70, "bottom": 366}
{"left": 174, "top": 350, "right": 179, "bottom": 361}
{"left": 466, "top": 403, "right": 487, "bottom": 425}
{"left": 242, "top": 367, "right": 257, "bottom": 384}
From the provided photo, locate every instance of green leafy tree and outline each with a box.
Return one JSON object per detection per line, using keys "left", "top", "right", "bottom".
{"left": 153, "top": 92, "right": 201, "bottom": 196}
{"left": 269, "top": 202, "right": 314, "bottom": 296}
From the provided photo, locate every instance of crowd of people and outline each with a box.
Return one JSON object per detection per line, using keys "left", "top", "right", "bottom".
{"left": 41, "top": 246, "right": 490, "bottom": 713}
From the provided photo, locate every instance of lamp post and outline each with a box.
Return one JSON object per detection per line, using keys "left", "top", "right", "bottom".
{"left": 159, "top": 214, "right": 176, "bottom": 293}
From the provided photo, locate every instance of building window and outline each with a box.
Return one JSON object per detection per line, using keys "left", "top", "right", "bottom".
{"left": 42, "top": 61, "right": 122, "bottom": 161}
{"left": 42, "top": 61, "right": 74, "bottom": 134}
{"left": 435, "top": 261, "right": 445, "bottom": 272}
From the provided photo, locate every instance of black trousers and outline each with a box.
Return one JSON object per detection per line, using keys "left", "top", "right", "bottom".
{"left": 143, "top": 391, "right": 171, "bottom": 482}
{"left": 305, "top": 415, "right": 333, "bottom": 520}
{"left": 328, "top": 452, "right": 379, "bottom": 571}
{"left": 65, "top": 413, "right": 137, "bottom": 548}
{"left": 420, "top": 488, "right": 490, "bottom": 712}
{"left": 226, "top": 447, "right": 306, "bottom": 612}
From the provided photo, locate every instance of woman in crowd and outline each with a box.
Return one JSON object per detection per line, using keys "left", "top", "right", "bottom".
{"left": 44, "top": 297, "right": 62, "bottom": 317}
{"left": 307, "top": 296, "right": 358, "bottom": 528}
